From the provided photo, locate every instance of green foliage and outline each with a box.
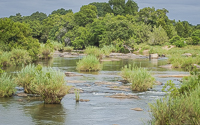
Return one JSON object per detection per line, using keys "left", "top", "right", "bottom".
{"left": 84, "top": 46, "right": 103, "bottom": 59}
{"left": 101, "top": 45, "right": 117, "bottom": 56}
{"left": 33, "top": 67, "right": 70, "bottom": 104}
{"left": 89, "top": 2, "right": 112, "bottom": 17}
{"left": 15, "top": 64, "right": 70, "bottom": 103}
{"left": 74, "top": 5, "right": 97, "bottom": 27}
{"left": 63, "top": 46, "right": 74, "bottom": 52}
{"left": 75, "top": 89, "right": 80, "bottom": 102}
{"left": 15, "top": 64, "right": 38, "bottom": 94}
{"left": 170, "top": 36, "right": 186, "bottom": 47}
{"left": 120, "top": 64, "right": 155, "bottom": 91}
{"left": 39, "top": 40, "right": 54, "bottom": 59}
{"left": 148, "top": 26, "right": 169, "bottom": 45}
{"left": 0, "top": 73, "right": 16, "bottom": 97}
{"left": 76, "top": 55, "right": 102, "bottom": 72}
{"left": 191, "top": 30, "right": 200, "bottom": 45}
{"left": 51, "top": 8, "right": 72, "bottom": 15}
{"left": 0, "top": 49, "right": 32, "bottom": 67}
{"left": 51, "top": 41, "right": 64, "bottom": 50}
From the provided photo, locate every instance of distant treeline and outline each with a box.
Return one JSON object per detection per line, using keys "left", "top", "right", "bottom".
{"left": 0, "top": 0, "right": 200, "bottom": 52}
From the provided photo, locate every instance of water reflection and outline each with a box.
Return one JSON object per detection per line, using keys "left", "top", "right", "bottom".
{"left": 23, "top": 104, "right": 67, "bottom": 125}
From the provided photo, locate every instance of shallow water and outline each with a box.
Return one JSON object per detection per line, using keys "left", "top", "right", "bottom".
{"left": 1, "top": 56, "right": 189, "bottom": 125}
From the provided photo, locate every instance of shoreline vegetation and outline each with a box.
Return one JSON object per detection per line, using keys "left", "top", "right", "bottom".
{"left": 0, "top": 0, "right": 200, "bottom": 123}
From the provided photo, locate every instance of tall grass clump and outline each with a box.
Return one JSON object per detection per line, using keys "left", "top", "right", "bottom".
{"left": 39, "top": 43, "right": 54, "bottom": 59}
{"left": 15, "top": 64, "right": 38, "bottom": 94}
{"left": 76, "top": 55, "right": 102, "bottom": 72}
{"left": 84, "top": 46, "right": 103, "bottom": 59}
{"left": 149, "top": 70, "right": 200, "bottom": 124}
{"left": 0, "top": 49, "right": 32, "bottom": 67}
{"left": 51, "top": 41, "right": 64, "bottom": 50}
{"left": 0, "top": 73, "right": 16, "bottom": 97}
{"left": 63, "top": 46, "right": 74, "bottom": 52}
{"left": 120, "top": 64, "right": 155, "bottom": 91}
{"left": 101, "top": 45, "right": 117, "bottom": 56}
{"left": 15, "top": 64, "right": 70, "bottom": 104}
{"left": 33, "top": 67, "right": 71, "bottom": 104}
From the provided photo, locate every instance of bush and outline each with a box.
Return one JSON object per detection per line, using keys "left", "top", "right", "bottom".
{"left": 76, "top": 55, "right": 102, "bottom": 72}
{"left": 0, "top": 49, "right": 32, "bottom": 67}
{"left": 101, "top": 45, "right": 117, "bottom": 56}
{"left": 15, "top": 64, "right": 70, "bottom": 104}
{"left": 63, "top": 46, "right": 74, "bottom": 52}
{"left": 84, "top": 46, "right": 103, "bottom": 59}
{"left": 15, "top": 64, "right": 38, "bottom": 94}
{"left": 0, "top": 73, "right": 16, "bottom": 97}
{"left": 120, "top": 64, "right": 155, "bottom": 91}
{"left": 39, "top": 41, "right": 54, "bottom": 59}
{"left": 170, "top": 36, "right": 186, "bottom": 47}
{"left": 51, "top": 41, "right": 64, "bottom": 50}
{"left": 33, "top": 67, "right": 71, "bottom": 104}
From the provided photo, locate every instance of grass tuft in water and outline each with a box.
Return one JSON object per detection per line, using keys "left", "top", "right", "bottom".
{"left": 76, "top": 55, "right": 102, "bottom": 72}
{"left": 120, "top": 64, "right": 155, "bottom": 91}
{"left": 0, "top": 73, "right": 16, "bottom": 97}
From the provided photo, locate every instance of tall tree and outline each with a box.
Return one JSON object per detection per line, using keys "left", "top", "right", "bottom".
{"left": 74, "top": 5, "right": 97, "bottom": 27}
{"left": 125, "top": 0, "right": 138, "bottom": 15}
{"left": 109, "top": 0, "right": 126, "bottom": 15}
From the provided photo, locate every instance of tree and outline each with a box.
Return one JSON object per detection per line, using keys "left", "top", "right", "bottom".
{"left": 148, "top": 26, "right": 169, "bottom": 45}
{"left": 51, "top": 8, "right": 72, "bottom": 15}
{"left": 191, "top": 30, "right": 200, "bottom": 45}
{"left": 109, "top": 0, "right": 126, "bottom": 15}
{"left": 0, "top": 18, "right": 40, "bottom": 60}
{"left": 175, "top": 21, "right": 184, "bottom": 37}
{"left": 89, "top": 2, "right": 112, "bottom": 17}
{"left": 125, "top": 0, "right": 138, "bottom": 15}
{"left": 74, "top": 5, "right": 97, "bottom": 27}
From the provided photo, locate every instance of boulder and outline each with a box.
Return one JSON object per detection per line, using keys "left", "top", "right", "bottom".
{"left": 159, "top": 64, "right": 172, "bottom": 69}
{"left": 17, "top": 93, "right": 27, "bottom": 97}
{"left": 149, "top": 53, "right": 158, "bottom": 59}
{"left": 182, "top": 53, "right": 192, "bottom": 57}
{"left": 80, "top": 99, "right": 90, "bottom": 102}
{"left": 106, "top": 93, "right": 139, "bottom": 99}
{"left": 155, "top": 81, "right": 163, "bottom": 85}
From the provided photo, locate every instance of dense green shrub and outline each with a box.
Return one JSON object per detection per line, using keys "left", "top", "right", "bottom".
{"left": 84, "top": 46, "right": 103, "bottom": 59}
{"left": 33, "top": 67, "right": 70, "bottom": 104}
{"left": 15, "top": 64, "right": 38, "bottom": 94}
{"left": 120, "top": 64, "right": 155, "bottom": 91}
{"left": 0, "top": 49, "right": 32, "bottom": 67}
{"left": 63, "top": 46, "right": 74, "bottom": 52}
{"left": 101, "top": 45, "right": 117, "bottom": 56}
{"left": 170, "top": 36, "right": 186, "bottom": 47}
{"left": 51, "top": 41, "right": 64, "bottom": 50}
{"left": 39, "top": 40, "right": 54, "bottom": 59}
{"left": 76, "top": 55, "right": 102, "bottom": 71}
{"left": 0, "top": 73, "right": 16, "bottom": 97}
{"left": 15, "top": 64, "right": 70, "bottom": 104}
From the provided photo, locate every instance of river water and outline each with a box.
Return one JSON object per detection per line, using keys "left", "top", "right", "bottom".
{"left": 0, "top": 56, "right": 189, "bottom": 125}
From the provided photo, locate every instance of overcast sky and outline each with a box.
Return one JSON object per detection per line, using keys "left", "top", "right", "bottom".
{"left": 0, "top": 0, "right": 199, "bottom": 25}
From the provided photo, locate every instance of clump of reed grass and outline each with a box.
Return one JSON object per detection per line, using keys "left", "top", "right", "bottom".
{"left": 15, "top": 64, "right": 70, "bottom": 104}
{"left": 0, "top": 73, "right": 16, "bottom": 97}
{"left": 120, "top": 64, "right": 155, "bottom": 91}
{"left": 63, "top": 46, "right": 74, "bottom": 52}
{"left": 33, "top": 67, "right": 71, "bottom": 104}
{"left": 84, "top": 46, "right": 103, "bottom": 59}
{"left": 149, "top": 86, "right": 200, "bottom": 124}
{"left": 75, "top": 89, "right": 80, "bottom": 102}
{"left": 15, "top": 64, "right": 38, "bottom": 94}
{"left": 39, "top": 43, "right": 54, "bottom": 59}
{"left": 51, "top": 41, "right": 64, "bottom": 50}
{"left": 101, "top": 45, "right": 117, "bottom": 56}
{"left": 76, "top": 55, "right": 102, "bottom": 72}
{"left": 0, "top": 49, "right": 32, "bottom": 67}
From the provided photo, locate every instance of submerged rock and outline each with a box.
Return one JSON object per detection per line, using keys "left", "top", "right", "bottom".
{"left": 131, "top": 108, "right": 143, "bottom": 111}
{"left": 155, "top": 81, "right": 163, "bottom": 85}
{"left": 79, "top": 99, "right": 90, "bottom": 102}
{"left": 106, "top": 93, "right": 139, "bottom": 99}
{"left": 95, "top": 82, "right": 119, "bottom": 85}
{"left": 67, "top": 80, "right": 86, "bottom": 83}
{"left": 65, "top": 72, "right": 83, "bottom": 77}
{"left": 108, "top": 85, "right": 131, "bottom": 91}
{"left": 16, "top": 93, "right": 27, "bottom": 97}
{"left": 159, "top": 64, "right": 172, "bottom": 69}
